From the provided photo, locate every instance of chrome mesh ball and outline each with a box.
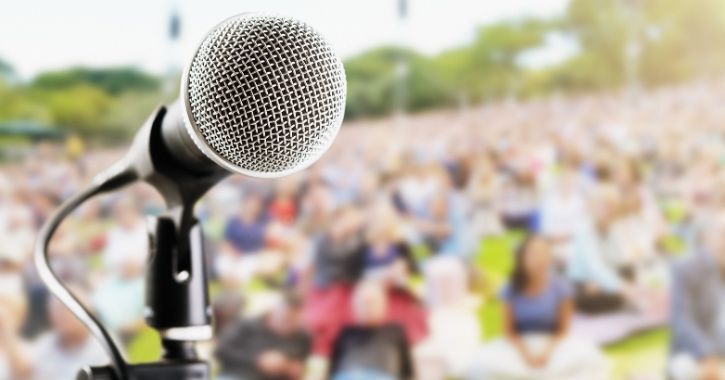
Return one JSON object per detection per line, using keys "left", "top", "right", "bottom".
{"left": 183, "top": 14, "right": 346, "bottom": 177}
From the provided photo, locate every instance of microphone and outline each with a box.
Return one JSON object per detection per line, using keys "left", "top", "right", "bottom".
{"left": 161, "top": 13, "right": 347, "bottom": 178}
{"left": 35, "top": 13, "right": 346, "bottom": 380}
{"left": 101, "top": 13, "right": 346, "bottom": 192}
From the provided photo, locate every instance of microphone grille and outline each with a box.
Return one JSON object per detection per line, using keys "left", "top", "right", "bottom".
{"left": 184, "top": 14, "right": 346, "bottom": 177}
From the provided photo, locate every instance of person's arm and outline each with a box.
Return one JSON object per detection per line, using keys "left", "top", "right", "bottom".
{"left": 502, "top": 303, "right": 536, "bottom": 367}
{"left": 397, "top": 242, "right": 419, "bottom": 275}
{"left": 0, "top": 309, "right": 32, "bottom": 379}
{"left": 569, "top": 224, "right": 623, "bottom": 293}
{"left": 670, "top": 261, "right": 716, "bottom": 360}
{"left": 221, "top": 219, "right": 243, "bottom": 255}
{"left": 554, "top": 298, "right": 573, "bottom": 338}
{"left": 538, "top": 297, "right": 574, "bottom": 366}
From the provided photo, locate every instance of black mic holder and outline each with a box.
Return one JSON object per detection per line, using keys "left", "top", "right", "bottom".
{"left": 78, "top": 212, "right": 213, "bottom": 380}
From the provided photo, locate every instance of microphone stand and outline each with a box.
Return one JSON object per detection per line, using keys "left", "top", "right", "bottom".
{"left": 78, "top": 213, "right": 212, "bottom": 380}
{"left": 36, "top": 106, "right": 228, "bottom": 380}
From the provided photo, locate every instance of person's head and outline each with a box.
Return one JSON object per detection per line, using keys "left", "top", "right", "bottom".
{"left": 700, "top": 210, "right": 725, "bottom": 269}
{"left": 212, "top": 291, "right": 244, "bottom": 334}
{"left": 329, "top": 204, "right": 364, "bottom": 240}
{"left": 266, "top": 291, "right": 305, "bottom": 336}
{"left": 429, "top": 191, "right": 450, "bottom": 221}
{"left": 423, "top": 256, "right": 468, "bottom": 308}
{"left": 510, "top": 235, "right": 554, "bottom": 293}
{"left": 589, "top": 184, "right": 621, "bottom": 231}
{"left": 613, "top": 157, "right": 641, "bottom": 188}
{"left": 240, "top": 192, "right": 264, "bottom": 222}
{"left": 352, "top": 280, "right": 387, "bottom": 326}
{"left": 113, "top": 197, "right": 141, "bottom": 229}
{"left": 274, "top": 177, "right": 299, "bottom": 200}
{"left": 357, "top": 172, "right": 380, "bottom": 203}
{"left": 303, "top": 182, "right": 334, "bottom": 214}
{"left": 0, "top": 292, "right": 27, "bottom": 336}
{"left": 558, "top": 165, "right": 580, "bottom": 195}
{"left": 365, "top": 201, "right": 401, "bottom": 245}
{"left": 48, "top": 286, "right": 91, "bottom": 346}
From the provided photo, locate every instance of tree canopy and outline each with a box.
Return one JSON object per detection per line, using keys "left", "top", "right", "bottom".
{"left": 3, "top": 0, "right": 725, "bottom": 138}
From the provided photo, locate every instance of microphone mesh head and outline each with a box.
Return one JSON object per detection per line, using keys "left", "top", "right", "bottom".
{"left": 183, "top": 14, "right": 346, "bottom": 177}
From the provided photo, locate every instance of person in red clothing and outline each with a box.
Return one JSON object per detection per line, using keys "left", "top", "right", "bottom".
{"left": 328, "top": 281, "right": 414, "bottom": 380}
{"left": 268, "top": 179, "right": 299, "bottom": 225}
{"left": 302, "top": 204, "right": 428, "bottom": 356}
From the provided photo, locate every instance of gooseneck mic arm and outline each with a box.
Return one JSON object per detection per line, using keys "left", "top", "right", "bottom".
{"left": 34, "top": 166, "right": 137, "bottom": 380}
{"left": 35, "top": 107, "right": 226, "bottom": 380}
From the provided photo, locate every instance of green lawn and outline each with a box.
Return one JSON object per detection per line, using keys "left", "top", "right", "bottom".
{"left": 606, "top": 329, "right": 668, "bottom": 379}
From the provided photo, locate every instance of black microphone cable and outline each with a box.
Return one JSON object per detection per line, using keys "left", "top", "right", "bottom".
{"left": 33, "top": 163, "right": 137, "bottom": 380}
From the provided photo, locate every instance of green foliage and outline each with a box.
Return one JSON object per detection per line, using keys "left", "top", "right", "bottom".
{"left": 33, "top": 67, "right": 160, "bottom": 95}
{"left": 4, "top": 0, "right": 725, "bottom": 135}
{"left": 100, "top": 90, "right": 166, "bottom": 139}
{"left": 344, "top": 46, "right": 453, "bottom": 118}
{"left": 562, "top": 0, "right": 725, "bottom": 89}
{"left": 433, "top": 20, "right": 544, "bottom": 103}
{"left": 0, "top": 78, "right": 53, "bottom": 123}
{"left": 41, "top": 85, "right": 113, "bottom": 135}
{"left": 0, "top": 67, "right": 163, "bottom": 138}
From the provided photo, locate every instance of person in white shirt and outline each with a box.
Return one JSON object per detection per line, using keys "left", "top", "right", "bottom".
{"left": 93, "top": 197, "right": 148, "bottom": 341}
{"left": 100, "top": 198, "right": 148, "bottom": 276}
{"left": 32, "top": 291, "right": 107, "bottom": 380}
{"left": 0, "top": 287, "right": 32, "bottom": 380}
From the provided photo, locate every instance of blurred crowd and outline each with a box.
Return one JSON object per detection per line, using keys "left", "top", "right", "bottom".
{"left": 4, "top": 80, "right": 725, "bottom": 379}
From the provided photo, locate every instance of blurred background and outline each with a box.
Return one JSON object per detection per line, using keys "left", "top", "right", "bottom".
{"left": 3, "top": 0, "right": 725, "bottom": 379}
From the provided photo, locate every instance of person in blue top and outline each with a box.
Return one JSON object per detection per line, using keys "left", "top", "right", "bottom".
{"left": 669, "top": 211, "right": 725, "bottom": 380}
{"left": 468, "top": 235, "right": 606, "bottom": 380}
{"left": 223, "top": 193, "right": 269, "bottom": 254}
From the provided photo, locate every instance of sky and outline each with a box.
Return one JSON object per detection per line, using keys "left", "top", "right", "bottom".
{"left": 0, "top": 0, "right": 570, "bottom": 79}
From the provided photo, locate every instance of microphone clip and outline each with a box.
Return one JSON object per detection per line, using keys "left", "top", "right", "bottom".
{"left": 77, "top": 212, "right": 213, "bottom": 380}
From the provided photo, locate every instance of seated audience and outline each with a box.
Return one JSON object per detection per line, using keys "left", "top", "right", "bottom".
{"left": 212, "top": 291, "right": 245, "bottom": 335}
{"left": 669, "top": 211, "right": 725, "bottom": 380}
{"left": 99, "top": 197, "right": 148, "bottom": 277}
{"left": 568, "top": 186, "right": 633, "bottom": 314}
{"left": 310, "top": 205, "right": 365, "bottom": 289}
{"left": 415, "top": 187, "right": 470, "bottom": 257}
{"left": 329, "top": 281, "right": 414, "bottom": 380}
{"left": 216, "top": 292, "right": 311, "bottom": 380}
{"left": 497, "top": 171, "right": 538, "bottom": 231}
{"left": 217, "top": 193, "right": 275, "bottom": 284}
{"left": 417, "top": 256, "right": 480, "bottom": 379}
{"left": 538, "top": 166, "right": 587, "bottom": 262}
{"left": 93, "top": 198, "right": 147, "bottom": 342}
{"left": 0, "top": 290, "right": 31, "bottom": 379}
{"left": 31, "top": 289, "right": 107, "bottom": 380}
{"left": 362, "top": 201, "right": 415, "bottom": 284}
{"left": 470, "top": 235, "right": 606, "bottom": 379}
{"left": 223, "top": 192, "right": 270, "bottom": 255}
{"left": 268, "top": 179, "right": 300, "bottom": 225}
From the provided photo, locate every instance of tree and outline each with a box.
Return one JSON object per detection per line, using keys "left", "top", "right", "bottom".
{"left": 433, "top": 19, "right": 550, "bottom": 104}
{"left": 344, "top": 47, "right": 453, "bottom": 118}
{"left": 32, "top": 67, "right": 160, "bottom": 95}
{"left": 43, "top": 85, "right": 113, "bottom": 135}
